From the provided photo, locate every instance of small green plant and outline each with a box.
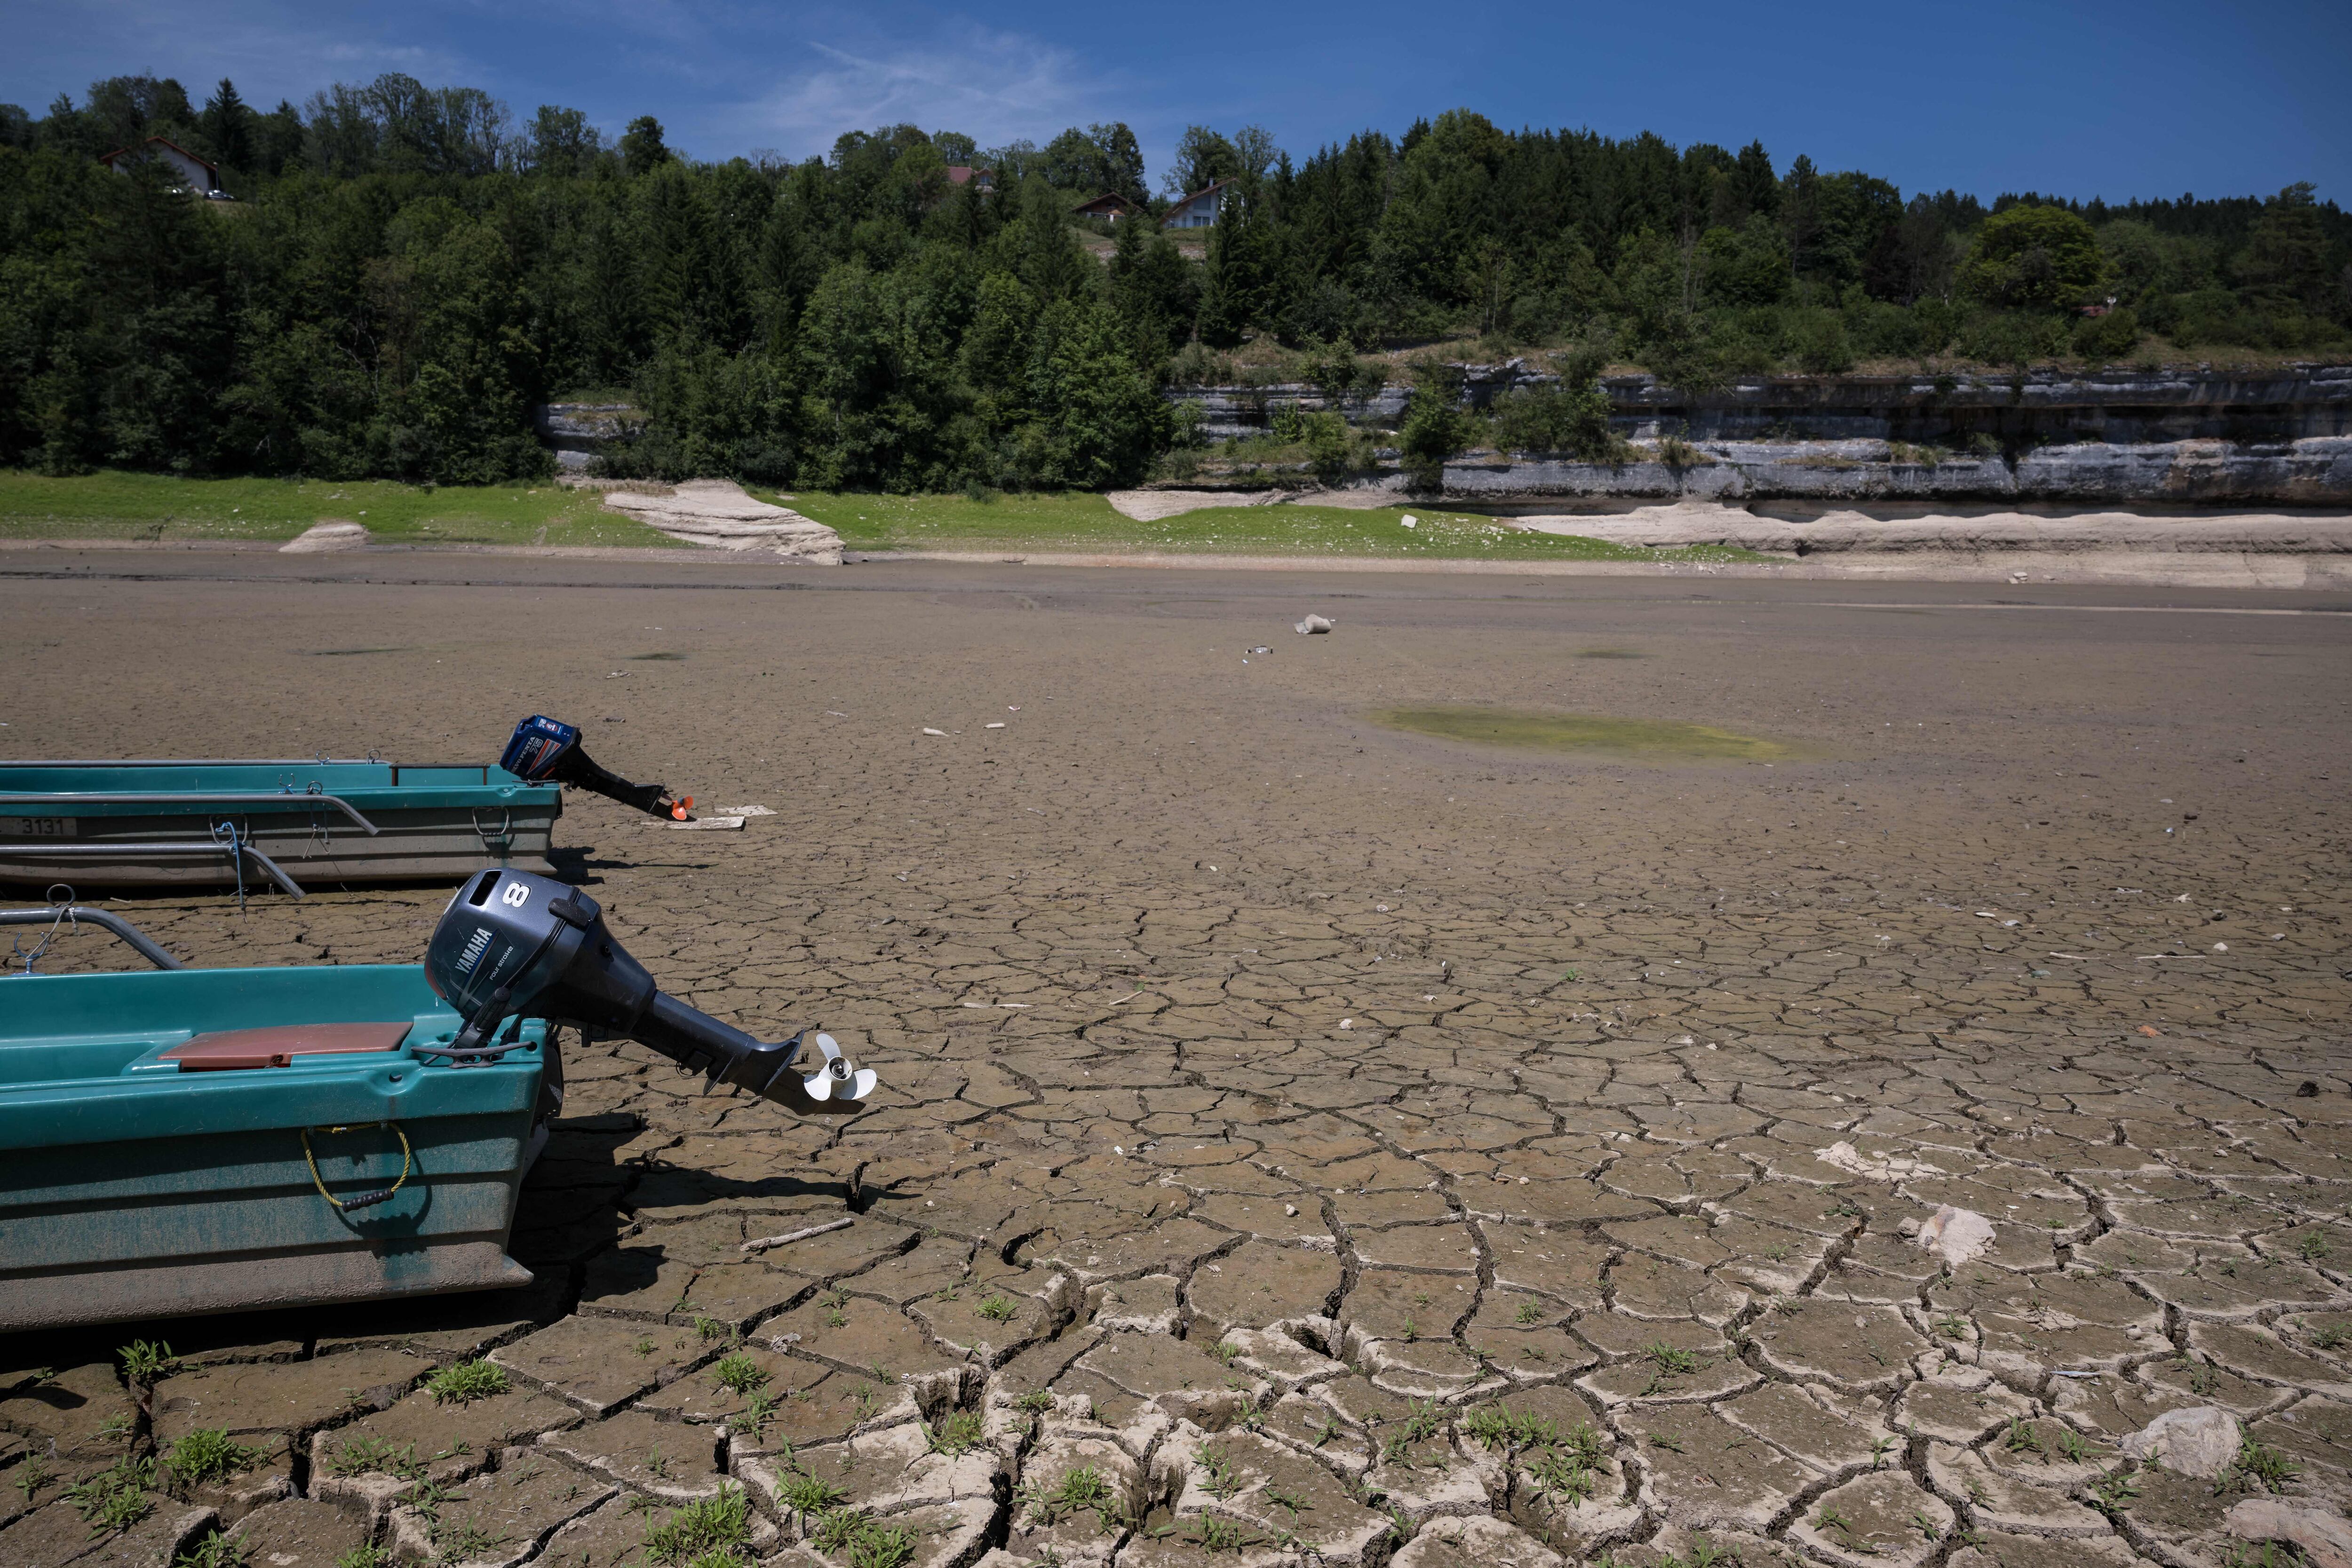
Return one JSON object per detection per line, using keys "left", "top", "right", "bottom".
{"left": 1650, "top": 1433, "right": 1686, "bottom": 1453}
{"left": 731, "top": 1391, "right": 779, "bottom": 1439}
{"left": 424, "top": 1358, "right": 509, "bottom": 1406}
{"left": 2217, "top": 1433, "right": 2302, "bottom": 1497}
{"left": 694, "top": 1315, "right": 731, "bottom": 1343}
{"left": 1017, "top": 1389, "right": 1057, "bottom": 1414}
{"left": 1464, "top": 1404, "right": 1557, "bottom": 1452}
{"left": 2090, "top": 1470, "right": 2142, "bottom": 1518}
{"left": 1871, "top": 1435, "right": 1896, "bottom": 1470}
{"left": 333, "top": 1547, "right": 392, "bottom": 1568}
{"left": 634, "top": 1337, "right": 657, "bottom": 1357}
{"left": 326, "top": 1436, "right": 425, "bottom": 1479}
{"left": 976, "top": 1294, "right": 1020, "bottom": 1323}
{"left": 1186, "top": 1515, "right": 1265, "bottom": 1552}
{"left": 2296, "top": 1232, "right": 2332, "bottom": 1263}
{"left": 648, "top": 1445, "right": 672, "bottom": 1479}
{"left": 1515, "top": 1299, "right": 1544, "bottom": 1325}
{"left": 1645, "top": 1342, "right": 1700, "bottom": 1374}
{"left": 14, "top": 1457, "right": 52, "bottom": 1503}
{"left": 1022, "top": 1464, "right": 1119, "bottom": 1529}
{"left": 813, "top": 1508, "right": 917, "bottom": 1568}
{"left": 1209, "top": 1340, "right": 1241, "bottom": 1366}
{"left": 777, "top": 1467, "right": 849, "bottom": 1517}
{"left": 826, "top": 1307, "right": 850, "bottom": 1328}
{"left": 436, "top": 1520, "right": 501, "bottom": 1561}
{"left": 1197, "top": 1446, "right": 1242, "bottom": 1499}
{"left": 2003, "top": 1417, "right": 2048, "bottom": 1462}
{"left": 173, "top": 1534, "right": 252, "bottom": 1568}
{"left": 1399, "top": 1315, "right": 1418, "bottom": 1342}
{"left": 64, "top": 1454, "right": 156, "bottom": 1537}
{"left": 643, "top": 1483, "right": 755, "bottom": 1566}
{"left": 925, "top": 1411, "right": 987, "bottom": 1457}
{"left": 1911, "top": 1510, "right": 1941, "bottom": 1542}
{"left": 1528, "top": 1444, "right": 1598, "bottom": 1506}
{"left": 2177, "top": 1357, "right": 2223, "bottom": 1396}
{"left": 2308, "top": 1322, "right": 2350, "bottom": 1352}
{"left": 711, "top": 1352, "right": 769, "bottom": 1396}
{"left": 1562, "top": 969, "right": 1580, "bottom": 982}
{"left": 1812, "top": 1505, "right": 1878, "bottom": 1555}
{"left": 163, "top": 1428, "right": 267, "bottom": 1491}
{"left": 1934, "top": 1313, "right": 1970, "bottom": 1339}
{"left": 119, "top": 1338, "right": 179, "bottom": 1418}
{"left": 2054, "top": 1428, "right": 2091, "bottom": 1465}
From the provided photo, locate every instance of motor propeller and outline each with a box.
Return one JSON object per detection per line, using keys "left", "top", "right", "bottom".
{"left": 501, "top": 714, "right": 693, "bottom": 820}
{"left": 423, "top": 868, "right": 875, "bottom": 1117}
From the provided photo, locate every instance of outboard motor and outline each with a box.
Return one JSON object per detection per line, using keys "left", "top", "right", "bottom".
{"left": 424, "top": 868, "right": 875, "bottom": 1117}
{"left": 502, "top": 715, "right": 694, "bottom": 821}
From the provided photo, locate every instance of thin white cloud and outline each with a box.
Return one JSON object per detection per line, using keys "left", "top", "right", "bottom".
{"left": 714, "top": 24, "right": 1112, "bottom": 156}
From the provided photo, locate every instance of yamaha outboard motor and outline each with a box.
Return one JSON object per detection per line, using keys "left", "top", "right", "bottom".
{"left": 424, "top": 868, "right": 876, "bottom": 1117}
{"left": 502, "top": 715, "right": 694, "bottom": 821}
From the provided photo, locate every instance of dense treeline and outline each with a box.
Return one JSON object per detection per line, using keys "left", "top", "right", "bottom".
{"left": 2, "top": 73, "right": 2346, "bottom": 489}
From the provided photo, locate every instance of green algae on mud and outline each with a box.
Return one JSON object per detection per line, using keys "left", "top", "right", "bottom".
{"left": 1374, "top": 706, "right": 1792, "bottom": 761}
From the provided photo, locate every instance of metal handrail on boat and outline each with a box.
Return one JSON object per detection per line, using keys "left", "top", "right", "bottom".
{"left": 0, "top": 906, "right": 184, "bottom": 971}
{"left": 2, "top": 841, "right": 308, "bottom": 898}
{"left": 0, "top": 792, "right": 381, "bottom": 835}
{"left": 0, "top": 758, "right": 384, "bottom": 767}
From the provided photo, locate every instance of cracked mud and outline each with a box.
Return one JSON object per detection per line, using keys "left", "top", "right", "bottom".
{"left": 0, "top": 561, "right": 2348, "bottom": 1568}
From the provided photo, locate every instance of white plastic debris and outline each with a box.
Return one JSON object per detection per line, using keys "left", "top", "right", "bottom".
{"left": 2121, "top": 1406, "right": 2241, "bottom": 1479}
{"left": 1400, "top": 515, "right": 1417, "bottom": 530}
{"left": 986, "top": 722, "right": 1006, "bottom": 729}
{"left": 922, "top": 728, "right": 948, "bottom": 736}
{"left": 1295, "top": 614, "right": 1335, "bottom": 635}
{"left": 714, "top": 805, "right": 775, "bottom": 816}
{"left": 1916, "top": 1204, "right": 1997, "bottom": 1267}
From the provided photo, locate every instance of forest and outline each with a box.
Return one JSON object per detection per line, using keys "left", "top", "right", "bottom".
{"left": 2, "top": 72, "right": 2347, "bottom": 491}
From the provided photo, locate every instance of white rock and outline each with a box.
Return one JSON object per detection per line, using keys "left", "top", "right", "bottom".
{"left": 600, "top": 480, "right": 842, "bottom": 562}
{"left": 1817, "top": 1140, "right": 1944, "bottom": 1181}
{"left": 2227, "top": 1499, "right": 2352, "bottom": 1568}
{"left": 2120, "top": 1405, "right": 2241, "bottom": 1479}
{"left": 279, "top": 520, "right": 369, "bottom": 554}
{"left": 1917, "top": 1204, "right": 1997, "bottom": 1267}
{"left": 1295, "top": 614, "right": 1335, "bottom": 634}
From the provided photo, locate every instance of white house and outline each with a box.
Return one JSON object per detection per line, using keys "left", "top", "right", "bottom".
{"left": 98, "top": 136, "right": 222, "bottom": 194}
{"left": 1161, "top": 178, "right": 1232, "bottom": 230}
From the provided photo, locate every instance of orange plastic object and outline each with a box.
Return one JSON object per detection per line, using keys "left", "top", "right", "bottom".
{"left": 161, "top": 1022, "right": 412, "bottom": 1071}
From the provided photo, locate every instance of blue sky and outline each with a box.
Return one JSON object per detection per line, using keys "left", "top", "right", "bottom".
{"left": 8, "top": 0, "right": 2347, "bottom": 203}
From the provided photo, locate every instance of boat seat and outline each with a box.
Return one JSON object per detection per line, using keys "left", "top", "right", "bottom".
{"left": 161, "top": 1022, "right": 412, "bottom": 1071}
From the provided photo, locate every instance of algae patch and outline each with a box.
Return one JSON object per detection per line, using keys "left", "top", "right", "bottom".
{"left": 1375, "top": 706, "right": 1790, "bottom": 761}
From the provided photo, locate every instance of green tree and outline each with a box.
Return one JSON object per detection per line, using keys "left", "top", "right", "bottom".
{"left": 2235, "top": 183, "right": 2329, "bottom": 308}
{"left": 1960, "top": 204, "right": 2112, "bottom": 309}
{"left": 199, "top": 79, "right": 252, "bottom": 172}
{"left": 1396, "top": 365, "right": 1470, "bottom": 491}
{"left": 621, "top": 115, "right": 670, "bottom": 177}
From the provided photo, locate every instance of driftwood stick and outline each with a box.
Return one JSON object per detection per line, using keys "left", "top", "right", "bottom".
{"left": 741, "top": 1216, "right": 855, "bottom": 1253}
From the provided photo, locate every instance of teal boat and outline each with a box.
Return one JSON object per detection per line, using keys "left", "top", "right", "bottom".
{"left": 0, "top": 938, "right": 548, "bottom": 1332}
{"left": 0, "top": 759, "right": 560, "bottom": 895}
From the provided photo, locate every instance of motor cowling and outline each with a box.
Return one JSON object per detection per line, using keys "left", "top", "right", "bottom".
{"left": 501, "top": 715, "right": 693, "bottom": 820}
{"left": 423, "top": 868, "right": 874, "bottom": 1117}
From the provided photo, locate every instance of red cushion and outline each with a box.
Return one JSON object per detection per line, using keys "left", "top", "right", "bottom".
{"left": 162, "top": 1022, "right": 412, "bottom": 1071}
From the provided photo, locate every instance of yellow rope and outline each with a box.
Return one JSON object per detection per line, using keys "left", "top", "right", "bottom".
{"left": 302, "top": 1122, "right": 413, "bottom": 1211}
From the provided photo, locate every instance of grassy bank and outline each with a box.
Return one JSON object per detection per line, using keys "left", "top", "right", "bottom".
{"left": 773, "top": 490, "right": 1763, "bottom": 562}
{"left": 0, "top": 469, "right": 1765, "bottom": 564}
{"left": 0, "top": 470, "right": 682, "bottom": 548}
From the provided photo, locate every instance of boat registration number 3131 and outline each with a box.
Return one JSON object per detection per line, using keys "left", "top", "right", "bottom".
{"left": 3, "top": 816, "right": 78, "bottom": 837}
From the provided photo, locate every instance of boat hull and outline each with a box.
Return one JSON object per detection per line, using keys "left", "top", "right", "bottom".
{"left": 0, "top": 963, "right": 546, "bottom": 1330}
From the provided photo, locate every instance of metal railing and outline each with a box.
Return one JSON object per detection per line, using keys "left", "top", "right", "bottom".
{"left": 0, "top": 905, "right": 184, "bottom": 972}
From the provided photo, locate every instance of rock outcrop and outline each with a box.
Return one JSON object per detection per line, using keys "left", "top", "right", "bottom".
{"left": 599, "top": 481, "right": 842, "bottom": 563}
